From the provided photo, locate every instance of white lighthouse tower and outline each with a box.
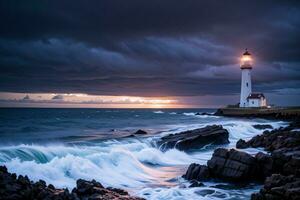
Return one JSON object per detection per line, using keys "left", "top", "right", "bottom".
{"left": 240, "top": 49, "right": 252, "bottom": 107}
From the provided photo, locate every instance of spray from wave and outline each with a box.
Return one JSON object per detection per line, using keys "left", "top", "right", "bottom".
{"left": 0, "top": 113, "right": 288, "bottom": 199}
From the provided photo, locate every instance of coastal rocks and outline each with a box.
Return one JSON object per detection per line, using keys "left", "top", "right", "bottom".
{"left": 183, "top": 164, "right": 211, "bottom": 181}
{"left": 134, "top": 129, "right": 148, "bottom": 135}
{"left": 0, "top": 166, "right": 144, "bottom": 200}
{"left": 183, "top": 148, "right": 261, "bottom": 182}
{"left": 157, "top": 125, "right": 229, "bottom": 151}
{"left": 236, "top": 139, "right": 249, "bottom": 149}
{"left": 207, "top": 148, "right": 258, "bottom": 182}
{"left": 253, "top": 124, "right": 273, "bottom": 130}
{"left": 251, "top": 174, "right": 300, "bottom": 200}
{"left": 255, "top": 152, "right": 274, "bottom": 178}
{"left": 188, "top": 180, "right": 205, "bottom": 188}
{"left": 236, "top": 127, "right": 300, "bottom": 152}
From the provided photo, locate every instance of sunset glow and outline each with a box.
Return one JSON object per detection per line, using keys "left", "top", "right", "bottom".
{"left": 0, "top": 92, "right": 181, "bottom": 108}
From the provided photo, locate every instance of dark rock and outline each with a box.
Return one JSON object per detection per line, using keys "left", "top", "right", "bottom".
{"left": 207, "top": 148, "right": 258, "bottom": 182}
{"left": 107, "top": 187, "right": 129, "bottom": 195}
{"left": 0, "top": 165, "right": 8, "bottom": 173}
{"left": 251, "top": 174, "right": 300, "bottom": 200}
{"left": 134, "top": 129, "right": 148, "bottom": 135}
{"left": 157, "top": 125, "right": 229, "bottom": 151}
{"left": 253, "top": 124, "right": 273, "bottom": 130}
{"left": 236, "top": 139, "right": 249, "bottom": 149}
{"left": 48, "top": 184, "right": 55, "bottom": 190}
{"left": 255, "top": 152, "right": 274, "bottom": 178}
{"left": 183, "top": 148, "right": 263, "bottom": 183}
{"left": 183, "top": 164, "right": 210, "bottom": 181}
{"left": 17, "top": 175, "right": 30, "bottom": 186}
{"left": 189, "top": 180, "right": 204, "bottom": 187}
{"left": 0, "top": 165, "right": 145, "bottom": 200}
{"left": 76, "top": 179, "right": 94, "bottom": 195}
{"left": 241, "top": 126, "right": 300, "bottom": 152}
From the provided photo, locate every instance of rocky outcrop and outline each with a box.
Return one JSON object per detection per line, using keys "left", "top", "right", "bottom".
{"left": 183, "top": 148, "right": 260, "bottom": 182}
{"left": 207, "top": 148, "right": 259, "bottom": 181}
{"left": 184, "top": 122, "right": 300, "bottom": 199}
{"left": 157, "top": 125, "right": 229, "bottom": 151}
{"left": 251, "top": 174, "right": 300, "bottom": 200}
{"left": 0, "top": 166, "right": 144, "bottom": 200}
{"left": 236, "top": 139, "right": 249, "bottom": 149}
{"left": 183, "top": 164, "right": 211, "bottom": 181}
{"left": 236, "top": 126, "right": 300, "bottom": 152}
{"left": 134, "top": 129, "right": 148, "bottom": 135}
{"left": 252, "top": 124, "right": 273, "bottom": 130}
{"left": 183, "top": 148, "right": 300, "bottom": 184}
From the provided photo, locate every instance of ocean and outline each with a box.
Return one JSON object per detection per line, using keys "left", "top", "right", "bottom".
{"left": 0, "top": 108, "right": 288, "bottom": 199}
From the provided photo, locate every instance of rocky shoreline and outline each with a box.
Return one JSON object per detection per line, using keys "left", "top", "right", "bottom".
{"left": 183, "top": 120, "right": 300, "bottom": 200}
{"left": 1, "top": 118, "right": 299, "bottom": 199}
{"left": 0, "top": 166, "right": 144, "bottom": 200}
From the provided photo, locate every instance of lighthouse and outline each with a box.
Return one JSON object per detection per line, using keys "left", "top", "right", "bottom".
{"left": 240, "top": 49, "right": 252, "bottom": 107}
{"left": 239, "top": 49, "right": 267, "bottom": 107}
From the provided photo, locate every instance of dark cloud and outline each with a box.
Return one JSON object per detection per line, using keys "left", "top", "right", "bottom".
{"left": 0, "top": 0, "right": 300, "bottom": 103}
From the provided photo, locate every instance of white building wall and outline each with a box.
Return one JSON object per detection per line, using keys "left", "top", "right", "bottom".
{"left": 248, "top": 99, "right": 260, "bottom": 107}
{"left": 240, "top": 69, "right": 252, "bottom": 107}
{"left": 247, "top": 97, "right": 266, "bottom": 107}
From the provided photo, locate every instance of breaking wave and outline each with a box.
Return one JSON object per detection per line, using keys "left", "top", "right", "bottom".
{"left": 153, "top": 111, "right": 164, "bottom": 114}
{"left": 0, "top": 117, "right": 288, "bottom": 199}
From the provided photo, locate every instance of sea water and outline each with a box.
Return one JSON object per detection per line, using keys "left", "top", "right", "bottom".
{"left": 0, "top": 108, "right": 287, "bottom": 199}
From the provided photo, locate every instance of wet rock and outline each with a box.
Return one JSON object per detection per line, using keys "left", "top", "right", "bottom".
{"left": 183, "top": 164, "right": 211, "bottom": 181}
{"left": 157, "top": 125, "right": 229, "bottom": 151}
{"left": 236, "top": 139, "right": 249, "bottom": 149}
{"left": 207, "top": 148, "right": 259, "bottom": 182}
{"left": 253, "top": 124, "right": 273, "bottom": 130}
{"left": 76, "top": 179, "right": 96, "bottom": 195}
{"left": 235, "top": 125, "right": 300, "bottom": 152}
{"left": 0, "top": 165, "right": 145, "bottom": 200}
{"left": 134, "top": 129, "right": 148, "bottom": 135}
{"left": 184, "top": 148, "right": 262, "bottom": 183}
{"left": 251, "top": 174, "right": 300, "bottom": 200}
{"left": 255, "top": 152, "right": 274, "bottom": 178}
{"left": 189, "top": 180, "right": 204, "bottom": 188}
{"left": 107, "top": 187, "right": 129, "bottom": 195}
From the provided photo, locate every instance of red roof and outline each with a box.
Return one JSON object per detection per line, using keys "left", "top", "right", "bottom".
{"left": 247, "top": 93, "right": 265, "bottom": 99}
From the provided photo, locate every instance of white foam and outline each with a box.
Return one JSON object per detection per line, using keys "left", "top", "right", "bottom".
{"left": 182, "top": 112, "right": 196, "bottom": 116}
{"left": 153, "top": 111, "right": 164, "bottom": 114}
{"left": 0, "top": 117, "right": 286, "bottom": 200}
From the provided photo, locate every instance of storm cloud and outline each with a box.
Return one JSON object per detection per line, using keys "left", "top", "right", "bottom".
{"left": 0, "top": 0, "right": 300, "bottom": 102}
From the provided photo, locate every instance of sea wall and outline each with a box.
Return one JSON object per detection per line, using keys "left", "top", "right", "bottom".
{"left": 215, "top": 107, "right": 300, "bottom": 120}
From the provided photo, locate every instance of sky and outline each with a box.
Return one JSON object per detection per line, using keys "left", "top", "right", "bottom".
{"left": 0, "top": 0, "right": 300, "bottom": 108}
